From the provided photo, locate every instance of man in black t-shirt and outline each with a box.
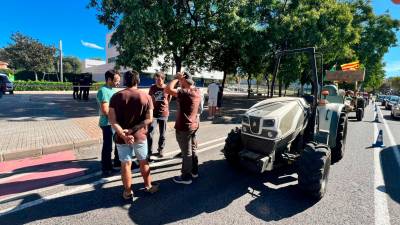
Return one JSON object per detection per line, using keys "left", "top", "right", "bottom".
{"left": 147, "top": 72, "right": 171, "bottom": 158}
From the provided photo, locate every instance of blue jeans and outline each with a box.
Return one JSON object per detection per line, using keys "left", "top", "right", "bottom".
{"left": 117, "top": 142, "right": 148, "bottom": 162}
{"left": 100, "top": 125, "right": 119, "bottom": 171}
{"left": 147, "top": 117, "right": 168, "bottom": 155}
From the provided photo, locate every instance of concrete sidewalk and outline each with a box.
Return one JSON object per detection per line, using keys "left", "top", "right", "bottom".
{"left": 0, "top": 90, "right": 257, "bottom": 162}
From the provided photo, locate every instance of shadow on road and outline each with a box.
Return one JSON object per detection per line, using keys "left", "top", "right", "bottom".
{"left": 127, "top": 159, "right": 315, "bottom": 224}
{"left": 379, "top": 145, "right": 400, "bottom": 205}
{"left": 1, "top": 158, "right": 316, "bottom": 224}
{"left": 382, "top": 115, "right": 399, "bottom": 121}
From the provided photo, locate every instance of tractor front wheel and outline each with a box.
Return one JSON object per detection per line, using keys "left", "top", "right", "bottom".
{"left": 223, "top": 128, "right": 242, "bottom": 167}
{"left": 298, "top": 142, "right": 331, "bottom": 200}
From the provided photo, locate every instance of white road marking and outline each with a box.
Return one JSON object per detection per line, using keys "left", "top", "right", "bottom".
{"left": 379, "top": 108, "right": 400, "bottom": 166}
{"left": 0, "top": 141, "right": 225, "bottom": 217}
{"left": 373, "top": 121, "right": 391, "bottom": 225}
{"left": 0, "top": 136, "right": 227, "bottom": 203}
{"left": 162, "top": 136, "right": 226, "bottom": 157}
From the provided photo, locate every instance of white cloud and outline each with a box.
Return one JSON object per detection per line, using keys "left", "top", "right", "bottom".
{"left": 81, "top": 40, "right": 104, "bottom": 50}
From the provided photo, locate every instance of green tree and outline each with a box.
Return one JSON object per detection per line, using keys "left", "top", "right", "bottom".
{"left": 390, "top": 77, "right": 400, "bottom": 92}
{"left": 350, "top": 0, "right": 400, "bottom": 88}
{"left": 63, "top": 56, "right": 82, "bottom": 73}
{"left": 89, "top": 0, "right": 219, "bottom": 72}
{"left": 2, "top": 32, "right": 56, "bottom": 81}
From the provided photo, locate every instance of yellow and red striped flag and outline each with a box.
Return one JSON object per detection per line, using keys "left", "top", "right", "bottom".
{"left": 340, "top": 61, "right": 360, "bottom": 71}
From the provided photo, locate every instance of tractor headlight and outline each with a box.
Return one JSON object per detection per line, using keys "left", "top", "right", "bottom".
{"left": 263, "top": 119, "right": 275, "bottom": 127}
{"left": 262, "top": 130, "right": 278, "bottom": 138}
{"left": 267, "top": 131, "right": 274, "bottom": 138}
{"left": 242, "top": 126, "right": 248, "bottom": 132}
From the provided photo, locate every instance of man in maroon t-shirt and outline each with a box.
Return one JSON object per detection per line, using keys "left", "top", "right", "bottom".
{"left": 147, "top": 72, "right": 171, "bottom": 158}
{"left": 109, "top": 70, "right": 159, "bottom": 201}
{"left": 166, "top": 71, "right": 201, "bottom": 184}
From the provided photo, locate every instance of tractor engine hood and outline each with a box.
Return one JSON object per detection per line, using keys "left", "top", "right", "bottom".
{"left": 242, "top": 97, "right": 309, "bottom": 141}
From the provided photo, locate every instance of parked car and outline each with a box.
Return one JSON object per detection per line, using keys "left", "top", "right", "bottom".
{"left": 377, "top": 95, "right": 386, "bottom": 102}
{"left": 385, "top": 95, "right": 399, "bottom": 110}
{"left": 391, "top": 100, "right": 400, "bottom": 119}
{"left": 0, "top": 73, "right": 14, "bottom": 94}
{"left": 382, "top": 95, "right": 391, "bottom": 107}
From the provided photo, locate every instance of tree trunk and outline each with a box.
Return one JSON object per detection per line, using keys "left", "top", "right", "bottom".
{"left": 34, "top": 71, "right": 38, "bottom": 81}
{"left": 221, "top": 70, "right": 227, "bottom": 96}
{"left": 284, "top": 86, "right": 287, "bottom": 96}
{"left": 266, "top": 78, "right": 270, "bottom": 98}
{"left": 173, "top": 53, "right": 182, "bottom": 73}
{"left": 278, "top": 78, "right": 282, "bottom": 97}
{"left": 247, "top": 74, "right": 251, "bottom": 99}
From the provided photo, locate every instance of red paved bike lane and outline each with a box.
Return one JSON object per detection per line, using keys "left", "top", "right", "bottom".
{"left": 0, "top": 150, "right": 85, "bottom": 199}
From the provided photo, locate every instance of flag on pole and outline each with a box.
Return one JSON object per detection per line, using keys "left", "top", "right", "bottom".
{"left": 340, "top": 61, "right": 360, "bottom": 71}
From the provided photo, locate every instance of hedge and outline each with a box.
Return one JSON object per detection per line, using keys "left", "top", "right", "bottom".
{"left": 14, "top": 81, "right": 105, "bottom": 91}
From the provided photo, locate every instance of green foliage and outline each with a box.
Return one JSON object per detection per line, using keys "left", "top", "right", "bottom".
{"left": 62, "top": 56, "right": 82, "bottom": 73}
{"left": 89, "top": 0, "right": 218, "bottom": 72}
{"left": 0, "top": 68, "right": 13, "bottom": 75}
{"left": 350, "top": 0, "right": 400, "bottom": 88}
{"left": 88, "top": 0, "right": 399, "bottom": 91}
{"left": 13, "top": 80, "right": 105, "bottom": 91}
{"left": 2, "top": 33, "right": 56, "bottom": 80}
{"left": 388, "top": 77, "right": 400, "bottom": 92}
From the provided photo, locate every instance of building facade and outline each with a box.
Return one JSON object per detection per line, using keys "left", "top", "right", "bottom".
{"left": 83, "top": 33, "right": 223, "bottom": 83}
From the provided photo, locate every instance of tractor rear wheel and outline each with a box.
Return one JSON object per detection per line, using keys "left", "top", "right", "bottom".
{"left": 223, "top": 128, "right": 242, "bottom": 167}
{"left": 331, "top": 112, "right": 348, "bottom": 164}
{"left": 298, "top": 142, "right": 331, "bottom": 200}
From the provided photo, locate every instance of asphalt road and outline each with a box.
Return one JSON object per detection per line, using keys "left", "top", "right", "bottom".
{"left": 0, "top": 102, "right": 399, "bottom": 225}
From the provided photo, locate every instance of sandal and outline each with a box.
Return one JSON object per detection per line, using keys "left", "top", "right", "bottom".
{"left": 122, "top": 190, "right": 134, "bottom": 201}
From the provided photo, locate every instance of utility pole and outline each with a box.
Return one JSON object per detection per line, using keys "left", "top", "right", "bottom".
{"left": 59, "top": 40, "right": 63, "bottom": 82}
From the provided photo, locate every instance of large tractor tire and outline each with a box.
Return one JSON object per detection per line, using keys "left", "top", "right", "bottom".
{"left": 356, "top": 108, "right": 363, "bottom": 121}
{"left": 298, "top": 142, "right": 331, "bottom": 200}
{"left": 223, "top": 128, "right": 242, "bottom": 167}
{"left": 331, "top": 112, "right": 348, "bottom": 164}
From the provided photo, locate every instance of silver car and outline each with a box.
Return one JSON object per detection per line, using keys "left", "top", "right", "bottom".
{"left": 386, "top": 95, "right": 399, "bottom": 110}
{"left": 391, "top": 99, "right": 400, "bottom": 119}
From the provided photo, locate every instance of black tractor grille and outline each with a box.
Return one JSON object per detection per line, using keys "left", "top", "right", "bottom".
{"left": 249, "top": 116, "right": 260, "bottom": 133}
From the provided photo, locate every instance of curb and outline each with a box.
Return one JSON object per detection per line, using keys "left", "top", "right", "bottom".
{"left": 0, "top": 138, "right": 102, "bottom": 162}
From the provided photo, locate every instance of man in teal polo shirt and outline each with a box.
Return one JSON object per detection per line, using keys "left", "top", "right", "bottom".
{"left": 97, "top": 69, "right": 121, "bottom": 176}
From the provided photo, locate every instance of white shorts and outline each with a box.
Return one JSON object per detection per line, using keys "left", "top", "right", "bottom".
{"left": 208, "top": 98, "right": 217, "bottom": 107}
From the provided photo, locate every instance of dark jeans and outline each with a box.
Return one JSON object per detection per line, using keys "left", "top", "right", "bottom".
{"left": 147, "top": 117, "right": 168, "bottom": 155}
{"left": 100, "top": 125, "right": 119, "bottom": 171}
{"left": 176, "top": 129, "right": 199, "bottom": 178}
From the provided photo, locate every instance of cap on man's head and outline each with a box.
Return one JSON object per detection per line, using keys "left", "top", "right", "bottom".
{"left": 183, "top": 71, "right": 194, "bottom": 85}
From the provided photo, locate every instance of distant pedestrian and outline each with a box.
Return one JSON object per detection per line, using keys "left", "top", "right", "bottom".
{"left": 147, "top": 72, "right": 171, "bottom": 158}
{"left": 166, "top": 71, "right": 201, "bottom": 184}
{"left": 72, "top": 76, "right": 79, "bottom": 99}
{"left": 96, "top": 70, "right": 121, "bottom": 177}
{"left": 82, "top": 75, "right": 91, "bottom": 100}
{"left": 109, "top": 70, "right": 159, "bottom": 200}
{"left": 207, "top": 80, "right": 219, "bottom": 119}
{"left": 78, "top": 76, "right": 84, "bottom": 100}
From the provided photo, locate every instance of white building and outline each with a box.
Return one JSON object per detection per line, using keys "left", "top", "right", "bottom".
{"left": 81, "top": 59, "right": 106, "bottom": 69}
{"left": 83, "top": 33, "right": 223, "bottom": 82}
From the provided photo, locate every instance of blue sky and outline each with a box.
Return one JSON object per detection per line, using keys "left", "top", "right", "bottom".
{"left": 0, "top": 0, "right": 399, "bottom": 77}
{"left": 372, "top": 0, "right": 400, "bottom": 77}
{"left": 0, "top": 0, "right": 108, "bottom": 61}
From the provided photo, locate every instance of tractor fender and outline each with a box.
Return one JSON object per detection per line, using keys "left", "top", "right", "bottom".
{"left": 316, "top": 103, "right": 344, "bottom": 147}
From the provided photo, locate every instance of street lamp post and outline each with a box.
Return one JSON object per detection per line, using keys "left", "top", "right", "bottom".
{"left": 59, "top": 40, "right": 63, "bottom": 82}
